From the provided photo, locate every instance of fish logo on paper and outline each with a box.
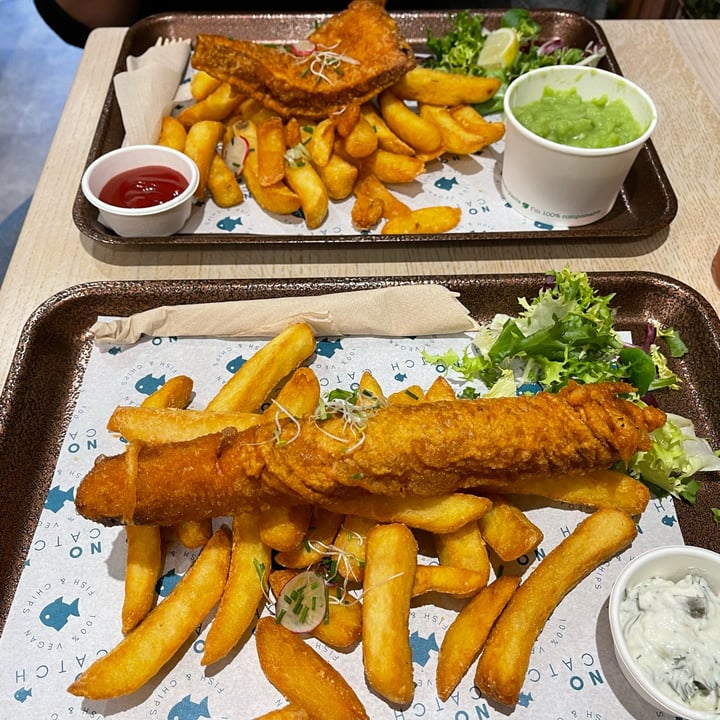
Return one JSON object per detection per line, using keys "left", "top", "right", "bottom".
{"left": 434, "top": 176, "right": 458, "bottom": 192}
{"left": 13, "top": 687, "right": 32, "bottom": 703}
{"left": 227, "top": 355, "right": 246, "bottom": 374}
{"left": 135, "top": 373, "right": 166, "bottom": 396}
{"left": 216, "top": 216, "right": 243, "bottom": 232}
{"left": 168, "top": 693, "right": 211, "bottom": 720}
{"left": 39, "top": 596, "right": 80, "bottom": 631}
{"left": 410, "top": 630, "right": 439, "bottom": 666}
{"left": 316, "top": 338, "right": 343, "bottom": 358}
{"left": 44, "top": 485, "right": 75, "bottom": 513}
{"left": 157, "top": 569, "right": 183, "bottom": 597}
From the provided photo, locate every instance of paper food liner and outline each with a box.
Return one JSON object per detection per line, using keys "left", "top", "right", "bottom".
{"left": 0, "top": 301, "right": 687, "bottom": 719}
{"left": 90, "top": 284, "right": 481, "bottom": 343}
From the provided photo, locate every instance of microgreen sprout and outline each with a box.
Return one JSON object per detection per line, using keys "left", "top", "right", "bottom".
{"left": 279, "top": 40, "right": 359, "bottom": 85}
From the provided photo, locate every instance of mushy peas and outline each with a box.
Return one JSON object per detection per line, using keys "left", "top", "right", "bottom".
{"left": 513, "top": 86, "right": 644, "bottom": 149}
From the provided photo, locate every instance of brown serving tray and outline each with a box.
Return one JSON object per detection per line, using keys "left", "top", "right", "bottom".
{"left": 72, "top": 10, "right": 677, "bottom": 246}
{"left": 0, "top": 272, "right": 718, "bottom": 634}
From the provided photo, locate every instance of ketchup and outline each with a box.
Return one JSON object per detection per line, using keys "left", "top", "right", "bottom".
{"left": 99, "top": 165, "right": 189, "bottom": 209}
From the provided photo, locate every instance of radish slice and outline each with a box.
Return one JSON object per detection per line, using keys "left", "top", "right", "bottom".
{"left": 289, "top": 40, "right": 317, "bottom": 57}
{"left": 276, "top": 570, "right": 328, "bottom": 633}
{"left": 223, "top": 131, "right": 250, "bottom": 178}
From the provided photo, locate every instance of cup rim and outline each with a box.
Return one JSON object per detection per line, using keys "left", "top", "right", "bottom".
{"left": 608, "top": 544, "right": 720, "bottom": 720}
{"left": 81, "top": 145, "right": 199, "bottom": 217}
{"left": 503, "top": 65, "right": 657, "bottom": 157}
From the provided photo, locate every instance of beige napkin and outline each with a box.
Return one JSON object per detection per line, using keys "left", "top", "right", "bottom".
{"left": 113, "top": 39, "right": 192, "bottom": 146}
{"left": 91, "top": 285, "right": 479, "bottom": 343}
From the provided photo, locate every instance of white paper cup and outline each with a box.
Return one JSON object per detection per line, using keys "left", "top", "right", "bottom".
{"left": 81, "top": 145, "right": 199, "bottom": 237}
{"left": 501, "top": 66, "right": 657, "bottom": 227}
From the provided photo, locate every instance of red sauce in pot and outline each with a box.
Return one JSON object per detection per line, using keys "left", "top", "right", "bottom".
{"left": 99, "top": 165, "right": 188, "bottom": 209}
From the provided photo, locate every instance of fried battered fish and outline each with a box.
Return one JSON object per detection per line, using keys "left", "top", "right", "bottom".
{"left": 75, "top": 382, "right": 666, "bottom": 527}
{"left": 191, "top": 0, "right": 416, "bottom": 119}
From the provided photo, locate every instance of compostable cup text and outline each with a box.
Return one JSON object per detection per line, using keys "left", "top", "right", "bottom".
{"left": 501, "top": 66, "right": 657, "bottom": 227}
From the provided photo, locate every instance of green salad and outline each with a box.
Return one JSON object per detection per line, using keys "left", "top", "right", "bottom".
{"left": 422, "top": 268, "right": 720, "bottom": 506}
{"left": 423, "top": 9, "right": 606, "bottom": 114}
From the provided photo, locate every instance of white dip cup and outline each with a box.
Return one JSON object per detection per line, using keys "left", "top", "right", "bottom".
{"left": 501, "top": 65, "right": 657, "bottom": 227}
{"left": 81, "top": 144, "right": 199, "bottom": 237}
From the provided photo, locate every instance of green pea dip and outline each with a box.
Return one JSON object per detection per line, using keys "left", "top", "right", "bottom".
{"left": 513, "top": 86, "right": 644, "bottom": 149}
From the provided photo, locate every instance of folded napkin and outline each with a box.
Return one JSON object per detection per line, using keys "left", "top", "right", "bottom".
{"left": 113, "top": 39, "right": 192, "bottom": 146}
{"left": 91, "top": 284, "right": 480, "bottom": 344}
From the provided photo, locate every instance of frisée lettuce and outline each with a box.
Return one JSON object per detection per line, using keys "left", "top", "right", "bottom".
{"left": 422, "top": 268, "right": 720, "bottom": 504}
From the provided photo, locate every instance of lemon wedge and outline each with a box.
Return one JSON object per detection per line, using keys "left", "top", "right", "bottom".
{"left": 478, "top": 27, "right": 519, "bottom": 70}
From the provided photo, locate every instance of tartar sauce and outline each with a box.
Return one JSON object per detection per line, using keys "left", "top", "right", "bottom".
{"left": 619, "top": 573, "right": 720, "bottom": 712}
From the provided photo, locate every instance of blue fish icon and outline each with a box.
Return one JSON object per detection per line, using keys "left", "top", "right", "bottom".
{"left": 14, "top": 687, "right": 32, "bottom": 703}
{"left": 533, "top": 220, "right": 554, "bottom": 230}
{"left": 135, "top": 374, "right": 166, "bottom": 396}
{"left": 168, "top": 694, "right": 210, "bottom": 720}
{"left": 156, "top": 569, "right": 182, "bottom": 597}
{"left": 661, "top": 514, "right": 677, "bottom": 527}
{"left": 44, "top": 485, "right": 75, "bottom": 513}
{"left": 434, "top": 176, "right": 458, "bottom": 192}
{"left": 518, "top": 691, "right": 534, "bottom": 707}
{"left": 226, "top": 355, "right": 246, "bottom": 374}
{"left": 410, "top": 630, "right": 439, "bottom": 666}
{"left": 108, "top": 346, "right": 122, "bottom": 356}
{"left": 40, "top": 597, "right": 79, "bottom": 631}
{"left": 394, "top": 372, "right": 407, "bottom": 382}
{"left": 316, "top": 339, "right": 342, "bottom": 358}
{"left": 216, "top": 216, "right": 243, "bottom": 232}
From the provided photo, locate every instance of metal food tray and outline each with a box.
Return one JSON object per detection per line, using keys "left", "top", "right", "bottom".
{"left": 1, "top": 271, "right": 719, "bottom": 634}
{"left": 72, "top": 10, "right": 678, "bottom": 246}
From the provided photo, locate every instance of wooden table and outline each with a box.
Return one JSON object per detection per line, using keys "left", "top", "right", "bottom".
{"left": 1, "top": 19, "right": 719, "bottom": 388}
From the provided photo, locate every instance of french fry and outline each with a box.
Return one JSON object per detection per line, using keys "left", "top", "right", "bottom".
{"left": 107, "top": 406, "right": 261, "bottom": 443}
{"left": 342, "top": 113, "right": 378, "bottom": 158}
{"left": 257, "top": 116, "right": 287, "bottom": 187}
{"left": 173, "top": 519, "right": 213, "bottom": 549}
{"left": 392, "top": 66, "right": 501, "bottom": 106}
{"left": 435, "top": 520, "right": 491, "bottom": 582}
{"left": 121, "top": 375, "right": 194, "bottom": 632}
{"left": 284, "top": 161, "right": 329, "bottom": 230}
{"left": 477, "top": 495, "right": 544, "bottom": 561}
{"left": 177, "top": 81, "right": 242, "bottom": 127}
{"left": 121, "top": 526, "right": 162, "bottom": 634}
{"left": 357, "top": 368, "right": 386, "bottom": 404}
{"left": 419, "top": 103, "right": 495, "bottom": 155}
{"left": 332, "top": 514, "right": 377, "bottom": 582}
{"left": 184, "top": 119, "right": 224, "bottom": 198}
{"left": 378, "top": 89, "right": 443, "bottom": 154}
{"left": 354, "top": 173, "right": 410, "bottom": 219}
{"left": 67, "top": 526, "right": 231, "bottom": 700}
{"left": 274, "top": 506, "right": 344, "bottom": 568}
{"left": 190, "top": 69, "right": 222, "bottom": 101}
{"left": 387, "top": 384, "right": 425, "bottom": 404}
{"left": 424, "top": 375, "right": 457, "bottom": 401}
{"left": 362, "top": 523, "right": 417, "bottom": 705}
{"left": 235, "top": 121, "right": 302, "bottom": 215}
{"left": 382, "top": 205, "right": 461, "bottom": 235}
{"left": 351, "top": 191, "right": 383, "bottom": 231}
{"left": 259, "top": 505, "right": 313, "bottom": 552}
{"left": 474, "top": 469, "right": 651, "bottom": 515}
{"left": 255, "top": 616, "right": 369, "bottom": 720}
{"left": 324, "top": 494, "right": 492, "bottom": 534}
{"left": 261, "top": 366, "right": 320, "bottom": 419}
{"left": 474, "top": 508, "right": 638, "bottom": 706}
{"left": 361, "top": 148, "right": 425, "bottom": 184}
{"left": 436, "top": 575, "right": 520, "bottom": 701}
{"left": 360, "top": 102, "right": 415, "bottom": 155}
{"left": 315, "top": 152, "right": 359, "bottom": 201}
{"left": 283, "top": 116, "right": 303, "bottom": 148}
{"left": 307, "top": 117, "right": 336, "bottom": 167}
{"left": 157, "top": 115, "right": 187, "bottom": 152}
{"left": 333, "top": 102, "right": 361, "bottom": 138}
{"left": 206, "top": 322, "right": 316, "bottom": 413}
{"left": 449, "top": 104, "right": 505, "bottom": 146}
{"left": 208, "top": 152, "right": 245, "bottom": 207}
{"left": 202, "top": 513, "right": 271, "bottom": 665}
{"left": 253, "top": 705, "right": 310, "bottom": 720}
{"left": 412, "top": 564, "right": 488, "bottom": 598}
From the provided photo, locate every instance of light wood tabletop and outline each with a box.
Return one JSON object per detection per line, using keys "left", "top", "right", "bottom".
{"left": 1, "top": 18, "right": 719, "bottom": 388}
